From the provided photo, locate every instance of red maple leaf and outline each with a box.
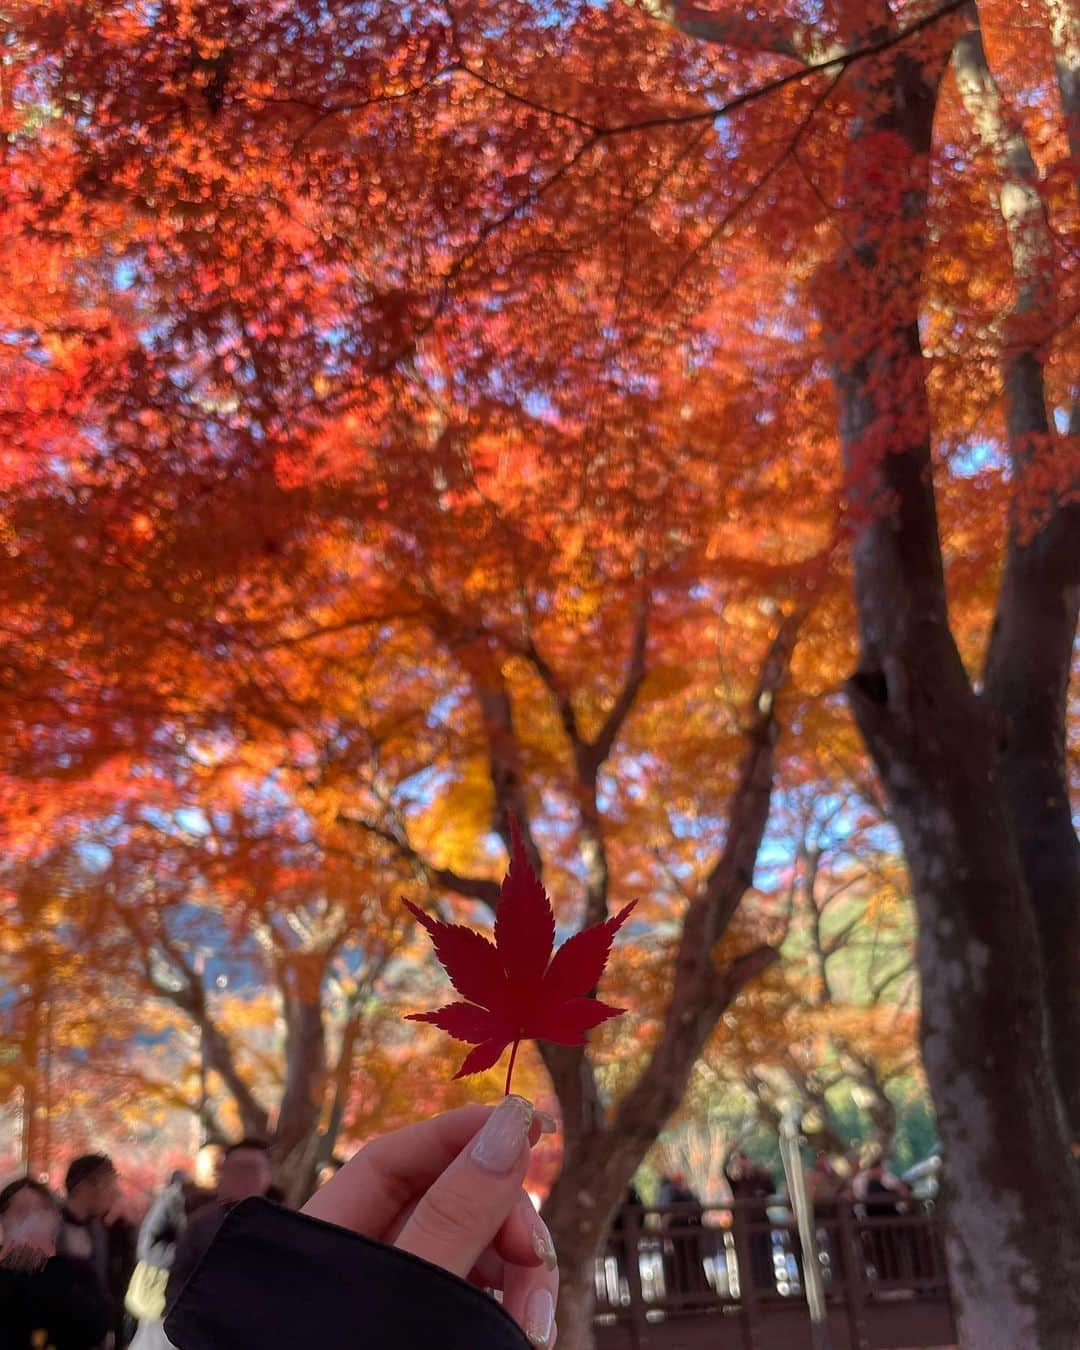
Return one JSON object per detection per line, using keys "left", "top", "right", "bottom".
{"left": 405, "top": 818, "right": 635, "bottom": 1092}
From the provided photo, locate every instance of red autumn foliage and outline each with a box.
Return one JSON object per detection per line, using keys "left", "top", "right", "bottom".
{"left": 405, "top": 820, "right": 635, "bottom": 1090}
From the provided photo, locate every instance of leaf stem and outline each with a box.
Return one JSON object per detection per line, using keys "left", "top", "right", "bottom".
{"left": 504, "top": 1038, "right": 520, "bottom": 1097}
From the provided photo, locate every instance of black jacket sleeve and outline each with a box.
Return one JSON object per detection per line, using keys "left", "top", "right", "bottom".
{"left": 164, "top": 1197, "right": 531, "bottom": 1350}
{"left": 165, "top": 1202, "right": 228, "bottom": 1310}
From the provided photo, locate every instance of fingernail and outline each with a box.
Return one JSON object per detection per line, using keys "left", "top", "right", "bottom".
{"left": 535, "top": 1110, "right": 558, "bottom": 1135}
{"left": 525, "top": 1288, "right": 556, "bottom": 1347}
{"left": 530, "top": 1212, "right": 557, "bottom": 1269}
{"left": 471, "top": 1096, "right": 533, "bottom": 1174}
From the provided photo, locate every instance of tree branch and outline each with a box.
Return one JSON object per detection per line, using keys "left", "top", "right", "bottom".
{"left": 118, "top": 905, "right": 272, "bottom": 1138}
{"left": 632, "top": 0, "right": 849, "bottom": 63}
{"left": 587, "top": 591, "right": 650, "bottom": 776}
{"left": 336, "top": 814, "right": 502, "bottom": 909}
{"left": 608, "top": 613, "right": 800, "bottom": 1149}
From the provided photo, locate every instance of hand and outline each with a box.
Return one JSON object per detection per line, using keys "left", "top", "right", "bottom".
{"left": 303, "top": 1097, "right": 559, "bottom": 1348}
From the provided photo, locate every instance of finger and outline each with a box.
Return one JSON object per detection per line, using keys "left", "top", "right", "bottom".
{"left": 467, "top": 1248, "right": 505, "bottom": 1289}
{"left": 504, "top": 1257, "right": 559, "bottom": 1349}
{"left": 384, "top": 1187, "right": 548, "bottom": 1264}
{"left": 394, "top": 1095, "right": 535, "bottom": 1277}
{"left": 303, "top": 1105, "right": 491, "bottom": 1235}
{"left": 494, "top": 1191, "right": 557, "bottom": 1272}
{"left": 303, "top": 1103, "right": 555, "bottom": 1241}
{"left": 410, "top": 1188, "right": 552, "bottom": 1288}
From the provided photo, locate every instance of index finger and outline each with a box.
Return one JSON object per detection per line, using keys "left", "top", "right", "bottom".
{"left": 303, "top": 1103, "right": 552, "bottom": 1240}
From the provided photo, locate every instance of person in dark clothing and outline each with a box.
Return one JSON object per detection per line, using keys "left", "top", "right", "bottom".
{"left": 58, "top": 1154, "right": 121, "bottom": 1350}
{"left": 726, "top": 1152, "right": 775, "bottom": 1293}
{"left": 0, "top": 1176, "right": 112, "bottom": 1350}
{"left": 609, "top": 1182, "right": 644, "bottom": 1292}
{"left": 104, "top": 1207, "right": 137, "bottom": 1348}
{"left": 855, "top": 1159, "right": 911, "bottom": 1281}
{"left": 165, "top": 1137, "right": 273, "bottom": 1310}
{"left": 806, "top": 1153, "right": 849, "bottom": 1285}
{"left": 658, "top": 1171, "right": 706, "bottom": 1305}
{"left": 165, "top": 1098, "right": 559, "bottom": 1350}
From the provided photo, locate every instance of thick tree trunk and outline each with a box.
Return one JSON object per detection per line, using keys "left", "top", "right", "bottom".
{"left": 849, "top": 668, "right": 1080, "bottom": 1346}
{"left": 983, "top": 514, "right": 1080, "bottom": 1135}
{"left": 828, "top": 35, "right": 1080, "bottom": 1347}
{"left": 540, "top": 944, "right": 779, "bottom": 1350}
{"left": 952, "top": 24, "right": 1080, "bottom": 1137}
{"left": 542, "top": 1146, "right": 632, "bottom": 1350}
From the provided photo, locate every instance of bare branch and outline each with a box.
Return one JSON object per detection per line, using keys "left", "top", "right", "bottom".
{"left": 631, "top": 0, "right": 848, "bottom": 62}
{"left": 588, "top": 591, "right": 650, "bottom": 775}
{"left": 336, "top": 814, "right": 502, "bottom": 909}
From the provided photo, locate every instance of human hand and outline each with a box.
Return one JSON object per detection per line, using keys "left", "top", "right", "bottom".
{"left": 303, "top": 1097, "right": 559, "bottom": 1348}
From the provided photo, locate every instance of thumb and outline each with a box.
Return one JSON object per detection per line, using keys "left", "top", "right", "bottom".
{"left": 394, "top": 1095, "right": 534, "bottom": 1278}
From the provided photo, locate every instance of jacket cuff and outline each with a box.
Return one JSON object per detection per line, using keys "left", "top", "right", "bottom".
{"left": 164, "top": 1196, "right": 531, "bottom": 1350}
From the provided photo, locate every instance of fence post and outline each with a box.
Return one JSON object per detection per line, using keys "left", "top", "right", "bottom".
{"left": 731, "top": 1200, "right": 760, "bottom": 1350}
{"left": 836, "top": 1205, "right": 869, "bottom": 1350}
{"left": 779, "top": 1112, "right": 833, "bottom": 1350}
{"left": 624, "top": 1205, "right": 648, "bottom": 1350}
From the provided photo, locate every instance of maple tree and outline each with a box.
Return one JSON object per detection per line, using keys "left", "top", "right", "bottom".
{"left": 0, "top": 1, "right": 1076, "bottom": 1346}
{"left": 712, "top": 788, "right": 924, "bottom": 1164}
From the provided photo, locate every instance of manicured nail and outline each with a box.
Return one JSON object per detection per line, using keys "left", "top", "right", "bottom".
{"left": 525, "top": 1288, "right": 556, "bottom": 1347}
{"left": 471, "top": 1096, "right": 533, "bottom": 1174}
{"left": 531, "top": 1214, "right": 557, "bottom": 1269}
{"left": 535, "top": 1110, "right": 558, "bottom": 1135}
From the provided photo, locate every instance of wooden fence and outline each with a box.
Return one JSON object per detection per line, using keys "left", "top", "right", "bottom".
{"left": 593, "top": 1200, "right": 957, "bottom": 1350}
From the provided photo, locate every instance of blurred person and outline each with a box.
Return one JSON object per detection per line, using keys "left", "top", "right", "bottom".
{"left": 0, "top": 1176, "right": 111, "bottom": 1349}
{"left": 609, "top": 1180, "right": 643, "bottom": 1290}
{"left": 128, "top": 1162, "right": 217, "bottom": 1350}
{"left": 807, "top": 1152, "right": 849, "bottom": 1220}
{"left": 853, "top": 1156, "right": 910, "bottom": 1213}
{"left": 806, "top": 1152, "right": 849, "bottom": 1283}
{"left": 104, "top": 1196, "right": 137, "bottom": 1348}
{"left": 854, "top": 1155, "right": 911, "bottom": 1281}
{"left": 59, "top": 1154, "right": 121, "bottom": 1347}
{"left": 726, "top": 1151, "right": 775, "bottom": 1293}
{"left": 658, "top": 1170, "right": 706, "bottom": 1304}
{"left": 59, "top": 1154, "right": 120, "bottom": 1281}
{"left": 165, "top": 1138, "right": 273, "bottom": 1308}
{"left": 164, "top": 1099, "right": 559, "bottom": 1350}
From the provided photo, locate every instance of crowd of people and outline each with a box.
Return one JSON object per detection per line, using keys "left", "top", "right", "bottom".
{"left": 607, "top": 1149, "right": 929, "bottom": 1307}
{"left": 0, "top": 1097, "right": 560, "bottom": 1350}
{"left": 0, "top": 1140, "right": 278, "bottom": 1350}
{"left": 0, "top": 1154, "right": 126, "bottom": 1349}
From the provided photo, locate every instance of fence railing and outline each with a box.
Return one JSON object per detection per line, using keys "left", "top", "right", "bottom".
{"left": 595, "top": 1200, "right": 956, "bottom": 1350}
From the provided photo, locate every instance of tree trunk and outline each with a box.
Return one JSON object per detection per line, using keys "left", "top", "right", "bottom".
{"left": 850, "top": 669, "right": 1080, "bottom": 1346}
{"left": 983, "top": 510, "right": 1080, "bottom": 1136}
{"left": 827, "top": 31, "right": 1080, "bottom": 1348}
{"left": 273, "top": 985, "right": 328, "bottom": 1204}
{"left": 546, "top": 1231, "right": 606, "bottom": 1350}
{"left": 541, "top": 1136, "right": 645, "bottom": 1350}
{"left": 952, "top": 23, "right": 1080, "bottom": 1137}
{"left": 539, "top": 943, "right": 779, "bottom": 1350}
